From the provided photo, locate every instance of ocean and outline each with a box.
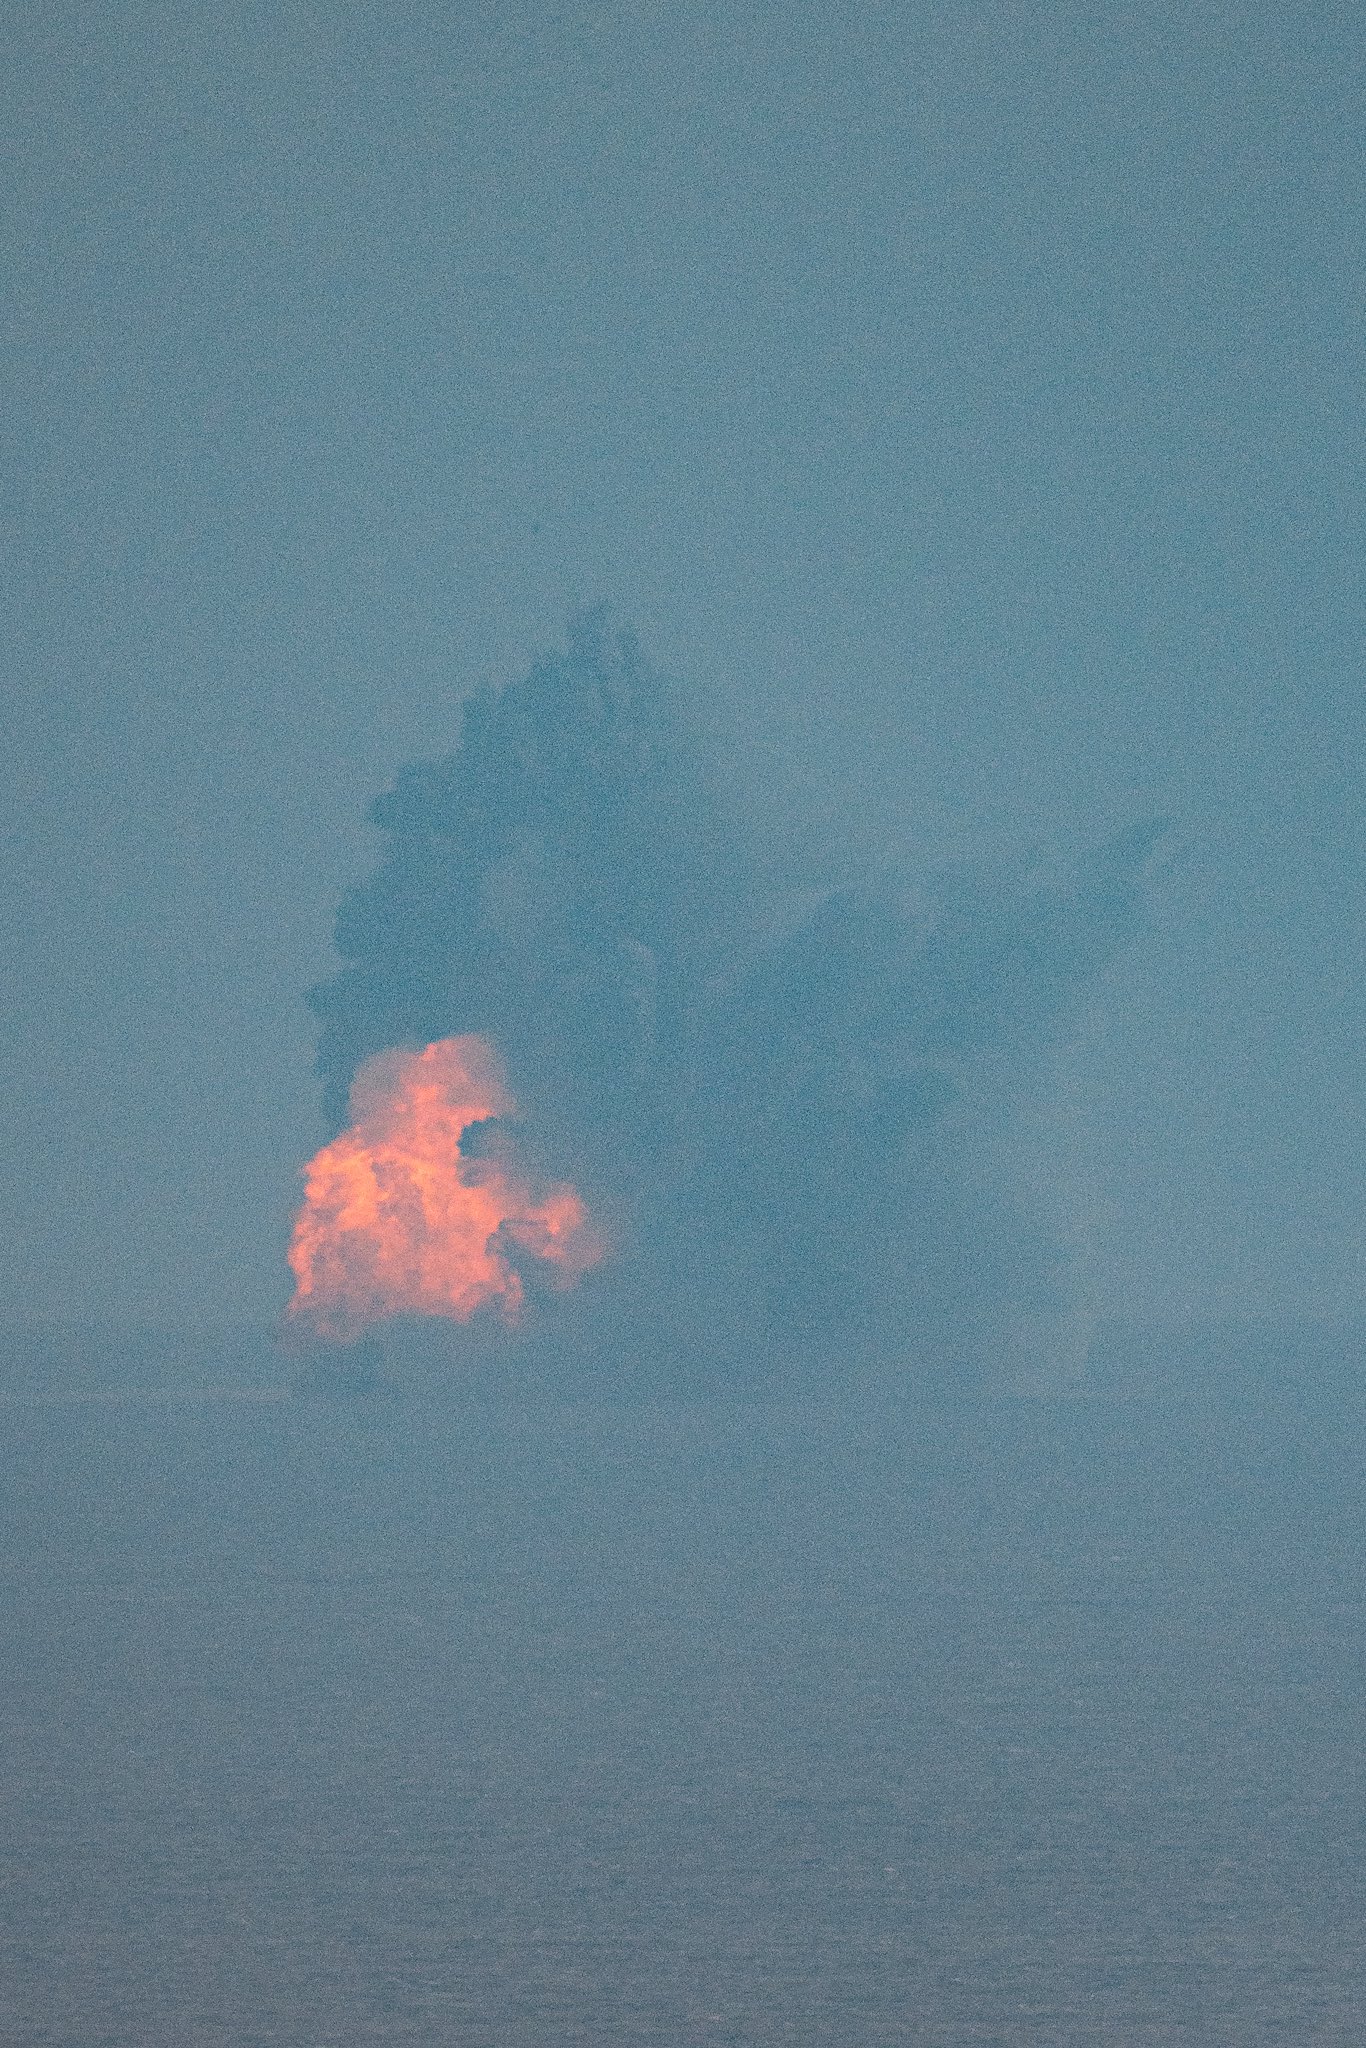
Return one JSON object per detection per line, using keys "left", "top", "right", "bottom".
{"left": 2, "top": 1371, "right": 1363, "bottom": 2043}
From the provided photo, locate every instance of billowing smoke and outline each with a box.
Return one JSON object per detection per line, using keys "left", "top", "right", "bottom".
{"left": 297, "top": 610, "right": 1159, "bottom": 1391}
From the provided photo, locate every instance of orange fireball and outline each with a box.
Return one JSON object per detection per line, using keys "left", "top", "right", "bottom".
{"left": 285, "top": 1035, "right": 602, "bottom": 1341}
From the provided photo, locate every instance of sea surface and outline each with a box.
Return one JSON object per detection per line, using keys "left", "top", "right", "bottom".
{"left": 2, "top": 1372, "right": 1364, "bottom": 2044}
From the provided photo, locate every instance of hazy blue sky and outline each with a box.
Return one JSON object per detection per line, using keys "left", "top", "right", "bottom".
{"left": 4, "top": 0, "right": 1363, "bottom": 1333}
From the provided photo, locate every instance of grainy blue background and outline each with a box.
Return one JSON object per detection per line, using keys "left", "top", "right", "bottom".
{"left": 5, "top": 14, "right": 1366, "bottom": 2038}
{"left": 4, "top": 0, "right": 1364, "bottom": 1335}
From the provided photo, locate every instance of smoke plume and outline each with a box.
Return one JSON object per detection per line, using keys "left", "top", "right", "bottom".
{"left": 296, "top": 611, "right": 1159, "bottom": 1390}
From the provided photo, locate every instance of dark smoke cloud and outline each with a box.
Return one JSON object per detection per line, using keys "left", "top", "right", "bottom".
{"left": 307, "top": 611, "right": 1160, "bottom": 1391}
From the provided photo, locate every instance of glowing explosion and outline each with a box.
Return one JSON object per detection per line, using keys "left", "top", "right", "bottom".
{"left": 285, "top": 1035, "right": 602, "bottom": 1342}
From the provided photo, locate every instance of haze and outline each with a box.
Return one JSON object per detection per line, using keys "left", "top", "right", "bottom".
{"left": 3, "top": 6, "right": 1365, "bottom": 2045}
{"left": 5, "top": 0, "right": 1363, "bottom": 1338}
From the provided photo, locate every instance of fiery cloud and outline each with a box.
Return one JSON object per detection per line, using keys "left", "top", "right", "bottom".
{"left": 285, "top": 1035, "right": 602, "bottom": 1342}
{"left": 297, "top": 617, "right": 1160, "bottom": 1388}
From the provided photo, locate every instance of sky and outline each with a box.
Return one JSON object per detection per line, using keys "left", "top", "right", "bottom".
{"left": 3, "top": 0, "right": 1363, "bottom": 1335}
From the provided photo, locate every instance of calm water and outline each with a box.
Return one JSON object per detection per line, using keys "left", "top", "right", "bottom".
{"left": 2, "top": 1379, "right": 1363, "bottom": 2044}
